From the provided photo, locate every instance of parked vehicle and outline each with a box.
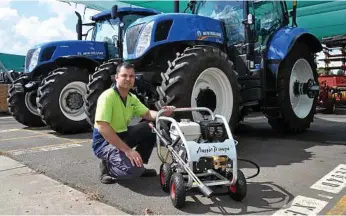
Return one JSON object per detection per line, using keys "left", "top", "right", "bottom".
{"left": 7, "top": 5, "right": 160, "bottom": 133}
{"left": 86, "top": 0, "right": 322, "bottom": 133}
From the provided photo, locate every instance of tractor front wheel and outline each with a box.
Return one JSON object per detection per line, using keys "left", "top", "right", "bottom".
{"left": 36, "top": 67, "right": 90, "bottom": 134}
{"left": 7, "top": 77, "right": 45, "bottom": 127}
{"left": 155, "top": 45, "right": 240, "bottom": 131}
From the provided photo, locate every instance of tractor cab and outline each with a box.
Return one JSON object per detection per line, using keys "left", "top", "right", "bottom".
{"left": 195, "top": 1, "right": 245, "bottom": 46}
{"left": 193, "top": 1, "right": 289, "bottom": 54}
{"left": 187, "top": 0, "right": 294, "bottom": 91}
{"left": 79, "top": 6, "right": 161, "bottom": 59}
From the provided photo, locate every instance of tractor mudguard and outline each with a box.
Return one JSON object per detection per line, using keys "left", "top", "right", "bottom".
{"left": 266, "top": 26, "right": 322, "bottom": 87}
{"left": 54, "top": 56, "right": 102, "bottom": 73}
{"left": 124, "top": 14, "right": 225, "bottom": 60}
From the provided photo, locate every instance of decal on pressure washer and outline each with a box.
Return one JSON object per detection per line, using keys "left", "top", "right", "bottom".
{"left": 196, "top": 30, "right": 222, "bottom": 40}
{"left": 197, "top": 146, "right": 230, "bottom": 154}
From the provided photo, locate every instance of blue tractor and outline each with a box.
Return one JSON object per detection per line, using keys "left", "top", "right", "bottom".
{"left": 112, "top": 0, "right": 322, "bottom": 134}
{"left": 7, "top": 5, "right": 160, "bottom": 134}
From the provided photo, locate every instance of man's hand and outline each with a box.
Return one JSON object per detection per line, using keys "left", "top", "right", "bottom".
{"left": 162, "top": 106, "right": 175, "bottom": 116}
{"left": 125, "top": 149, "right": 143, "bottom": 167}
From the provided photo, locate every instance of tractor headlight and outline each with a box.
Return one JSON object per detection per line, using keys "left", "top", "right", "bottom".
{"left": 28, "top": 48, "right": 40, "bottom": 72}
{"left": 135, "top": 21, "right": 154, "bottom": 58}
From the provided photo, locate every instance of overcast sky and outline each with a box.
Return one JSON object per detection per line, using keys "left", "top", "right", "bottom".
{"left": 0, "top": 0, "right": 99, "bottom": 55}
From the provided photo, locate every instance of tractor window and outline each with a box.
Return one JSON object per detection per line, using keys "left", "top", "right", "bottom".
{"left": 251, "top": 1, "right": 284, "bottom": 39}
{"left": 93, "top": 19, "right": 119, "bottom": 44}
{"left": 196, "top": 1, "right": 245, "bottom": 45}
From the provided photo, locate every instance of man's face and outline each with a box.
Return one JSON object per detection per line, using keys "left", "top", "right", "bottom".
{"left": 115, "top": 66, "right": 135, "bottom": 90}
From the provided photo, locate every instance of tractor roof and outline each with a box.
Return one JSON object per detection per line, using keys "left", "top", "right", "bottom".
{"left": 91, "top": 7, "right": 162, "bottom": 21}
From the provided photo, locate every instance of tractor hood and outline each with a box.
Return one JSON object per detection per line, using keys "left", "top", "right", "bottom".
{"left": 123, "top": 13, "right": 223, "bottom": 59}
{"left": 25, "top": 40, "right": 108, "bottom": 73}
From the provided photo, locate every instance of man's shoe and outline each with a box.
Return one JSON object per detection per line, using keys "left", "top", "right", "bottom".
{"left": 100, "top": 174, "right": 116, "bottom": 184}
{"left": 140, "top": 168, "right": 157, "bottom": 177}
{"left": 99, "top": 160, "right": 116, "bottom": 184}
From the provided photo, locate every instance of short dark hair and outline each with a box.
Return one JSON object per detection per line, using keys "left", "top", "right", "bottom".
{"left": 116, "top": 62, "right": 135, "bottom": 74}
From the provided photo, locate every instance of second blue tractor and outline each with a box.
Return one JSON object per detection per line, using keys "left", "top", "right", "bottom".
{"left": 7, "top": 5, "right": 160, "bottom": 134}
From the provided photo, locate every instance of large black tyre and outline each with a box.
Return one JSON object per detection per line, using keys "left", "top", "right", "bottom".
{"left": 7, "top": 77, "right": 45, "bottom": 127}
{"left": 0, "top": 71, "right": 22, "bottom": 84}
{"left": 155, "top": 45, "right": 240, "bottom": 131}
{"left": 266, "top": 42, "right": 319, "bottom": 133}
{"left": 85, "top": 59, "right": 122, "bottom": 127}
{"left": 36, "top": 67, "right": 90, "bottom": 134}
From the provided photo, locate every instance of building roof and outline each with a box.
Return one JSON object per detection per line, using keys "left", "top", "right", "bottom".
{"left": 0, "top": 53, "right": 25, "bottom": 72}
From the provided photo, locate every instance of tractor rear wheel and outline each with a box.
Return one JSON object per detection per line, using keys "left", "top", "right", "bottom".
{"left": 155, "top": 45, "right": 240, "bottom": 131}
{"left": 85, "top": 59, "right": 122, "bottom": 127}
{"left": 36, "top": 67, "right": 90, "bottom": 134}
{"left": 267, "top": 42, "right": 319, "bottom": 133}
{"left": 7, "top": 77, "right": 45, "bottom": 127}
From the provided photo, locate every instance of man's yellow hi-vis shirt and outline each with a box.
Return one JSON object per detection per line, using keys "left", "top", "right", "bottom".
{"left": 94, "top": 87, "right": 149, "bottom": 133}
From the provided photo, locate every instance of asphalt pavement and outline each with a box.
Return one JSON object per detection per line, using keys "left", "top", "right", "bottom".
{"left": 0, "top": 110, "right": 345, "bottom": 215}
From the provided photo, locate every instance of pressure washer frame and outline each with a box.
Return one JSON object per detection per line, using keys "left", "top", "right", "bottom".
{"left": 149, "top": 107, "right": 240, "bottom": 197}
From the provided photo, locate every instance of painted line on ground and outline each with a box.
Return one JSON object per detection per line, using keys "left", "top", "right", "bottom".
{"left": 0, "top": 129, "right": 21, "bottom": 133}
{"left": 17, "top": 129, "right": 79, "bottom": 141}
{"left": 326, "top": 195, "right": 346, "bottom": 215}
{"left": 0, "top": 116, "right": 13, "bottom": 119}
{"left": 272, "top": 195, "right": 328, "bottom": 216}
{"left": 325, "top": 141, "right": 346, "bottom": 145}
{"left": 0, "top": 128, "right": 90, "bottom": 143}
{"left": 310, "top": 164, "right": 346, "bottom": 194}
{"left": 0, "top": 134, "right": 48, "bottom": 142}
{"left": 6, "top": 140, "right": 90, "bottom": 156}
{"left": 314, "top": 116, "right": 346, "bottom": 123}
{"left": 318, "top": 194, "right": 333, "bottom": 200}
{"left": 272, "top": 164, "right": 346, "bottom": 216}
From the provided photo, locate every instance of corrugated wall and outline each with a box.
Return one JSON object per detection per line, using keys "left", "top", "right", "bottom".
{"left": 288, "top": 1, "right": 346, "bottom": 40}
{"left": 0, "top": 53, "right": 25, "bottom": 72}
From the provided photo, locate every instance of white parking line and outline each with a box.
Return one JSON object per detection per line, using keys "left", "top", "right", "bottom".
{"left": 272, "top": 164, "right": 346, "bottom": 216}
{"left": 6, "top": 140, "right": 89, "bottom": 156}
{"left": 272, "top": 195, "right": 328, "bottom": 216}
{"left": 318, "top": 194, "right": 333, "bottom": 200}
{"left": 0, "top": 116, "right": 13, "bottom": 119}
{"left": 8, "top": 143, "right": 82, "bottom": 156}
{"left": 310, "top": 164, "right": 346, "bottom": 194}
{"left": 0, "top": 129, "right": 21, "bottom": 133}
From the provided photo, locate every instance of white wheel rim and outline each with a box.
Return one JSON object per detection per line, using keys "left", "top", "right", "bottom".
{"left": 191, "top": 67, "right": 233, "bottom": 122}
{"left": 289, "top": 58, "right": 315, "bottom": 119}
{"left": 59, "top": 81, "right": 87, "bottom": 121}
{"left": 25, "top": 91, "right": 39, "bottom": 116}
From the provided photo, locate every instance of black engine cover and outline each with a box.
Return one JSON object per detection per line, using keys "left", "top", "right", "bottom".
{"left": 199, "top": 120, "right": 226, "bottom": 142}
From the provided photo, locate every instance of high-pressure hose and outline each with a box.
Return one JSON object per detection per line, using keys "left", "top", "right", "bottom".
{"left": 237, "top": 158, "right": 260, "bottom": 179}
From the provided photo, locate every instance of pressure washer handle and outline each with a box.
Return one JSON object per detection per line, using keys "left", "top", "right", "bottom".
{"left": 157, "top": 107, "right": 215, "bottom": 119}
{"left": 148, "top": 122, "right": 170, "bottom": 147}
